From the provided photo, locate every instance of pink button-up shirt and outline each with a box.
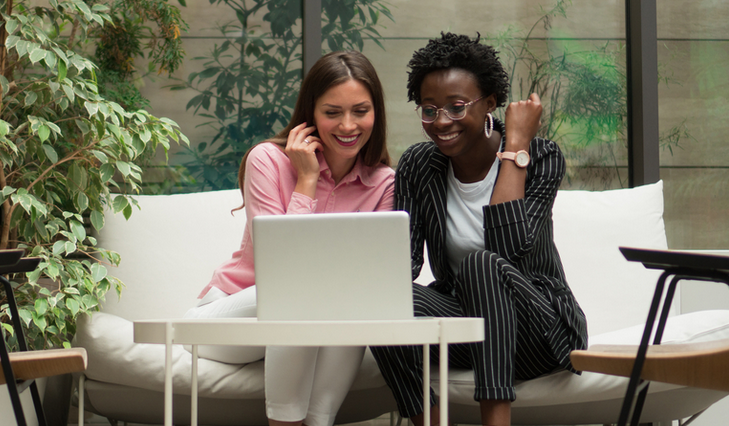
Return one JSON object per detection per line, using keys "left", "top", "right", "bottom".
{"left": 199, "top": 142, "right": 395, "bottom": 297}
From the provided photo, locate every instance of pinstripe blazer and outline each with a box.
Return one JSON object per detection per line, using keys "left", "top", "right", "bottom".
{"left": 395, "top": 119, "right": 588, "bottom": 367}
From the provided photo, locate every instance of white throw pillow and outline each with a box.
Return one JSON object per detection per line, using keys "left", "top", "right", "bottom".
{"left": 552, "top": 181, "right": 668, "bottom": 335}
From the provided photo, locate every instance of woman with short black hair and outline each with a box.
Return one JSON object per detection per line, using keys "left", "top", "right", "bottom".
{"left": 371, "top": 32, "right": 588, "bottom": 426}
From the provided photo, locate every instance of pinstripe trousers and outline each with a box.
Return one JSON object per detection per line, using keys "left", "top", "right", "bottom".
{"left": 371, "top": 250, "right": 563, "bottom": 418}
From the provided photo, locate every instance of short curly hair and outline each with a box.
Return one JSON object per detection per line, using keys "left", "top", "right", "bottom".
{"left": 407, "top": 32, "right": 510, "bottom": 108}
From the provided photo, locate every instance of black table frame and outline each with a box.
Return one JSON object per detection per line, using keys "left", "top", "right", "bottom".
{"left": 617, "top": 247, "right": 729, "bottom": 426}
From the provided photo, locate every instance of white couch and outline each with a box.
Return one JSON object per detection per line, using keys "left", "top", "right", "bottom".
{"left": 73, "top": 180, "right": 729, "bottom": 425}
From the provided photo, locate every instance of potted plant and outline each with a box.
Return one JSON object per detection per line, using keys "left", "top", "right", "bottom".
{"left": 0, "top": 0, "right": 188, "bottom": 351}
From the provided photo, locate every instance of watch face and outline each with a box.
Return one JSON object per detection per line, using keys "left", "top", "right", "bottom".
{"left": 515, "top": 151, "right": 530, "bottom": 167}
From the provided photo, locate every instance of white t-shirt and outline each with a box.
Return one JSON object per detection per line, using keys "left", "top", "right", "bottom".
{"left": 445, "top": 157, "right": 500, "bottom": 275}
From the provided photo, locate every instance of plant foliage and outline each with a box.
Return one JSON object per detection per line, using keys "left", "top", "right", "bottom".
{"left": 168, "top": 0, "right": 394, "bottom": 192}
{"left": 487, "top": 0, "right": 689, "bottom": 188}
{"left": 0, "top": 0, "right": 188, "bottom": 349}
{"left": 94, "top": 0, "right": 188, "bottom": 111}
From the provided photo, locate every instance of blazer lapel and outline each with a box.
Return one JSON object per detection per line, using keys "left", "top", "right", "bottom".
{"left": 424, "top": 150, "right": 450, "bottom": 282}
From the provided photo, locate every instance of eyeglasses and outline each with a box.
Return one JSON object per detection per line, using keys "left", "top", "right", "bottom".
{"left": 415, "top": 96, "right": 484, "bottom": 123}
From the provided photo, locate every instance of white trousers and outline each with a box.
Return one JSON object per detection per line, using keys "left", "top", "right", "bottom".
{"left": 184, "top": 286, "right": 365, "bottom": 426}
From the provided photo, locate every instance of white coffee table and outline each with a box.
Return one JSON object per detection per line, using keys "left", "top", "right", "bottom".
{"left": 134, "top": 317, "right": 485, "bottom": 426}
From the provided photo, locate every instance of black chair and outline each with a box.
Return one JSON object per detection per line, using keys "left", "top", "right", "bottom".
{"left": 1, "top": 249, "right": 87, "bottom": 426}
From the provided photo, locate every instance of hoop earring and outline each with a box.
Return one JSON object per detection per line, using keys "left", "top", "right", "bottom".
{"left": 421, "top": 126, "right": 432, "bottom": 142}
{"left": 484, "top": 113, "right": 494, "bottom": 138}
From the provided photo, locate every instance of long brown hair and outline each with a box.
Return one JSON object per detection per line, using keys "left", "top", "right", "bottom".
{"left": 236, "top": 50, "right": 390, "bottom": 205}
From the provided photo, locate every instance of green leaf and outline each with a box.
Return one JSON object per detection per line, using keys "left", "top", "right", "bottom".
{"left": 75, "top": 119, "right": 90, "bottom": 134}
{"left": 116, "top": 161, "right": 131, "bottom": 177}
{"left": 44, "top": 51, "right": 57, "bottom": 70}
{"left": 35, "top": 298, "right": 49, "bottom": 316}
{"left": 99, "top": 164, "right": 114, "bottom": 183}
{"left": 90, "top": 210, "right": 104, "bottom": 231}
{"left": 32, "top": 313, "right": 47, "bottom": 332}
{"left": 107, "top": 124, "right": 122, "bottom": 141}
{"left": 85, "top": 102, "right": 99, "bottom": 117}
{"left": 0, "top": 120, "right": 10, "bottom": 137}
{"left": 123, "top": 203, "right": 133, "bottom": 220}
{"left": 5, "top": 18, "right": 17, "bottom": 35}
{"left": 2, "top": 323, "right": 14, "bottom": 336}
{"left": 75, "top": 192, "right": 89, "bottom": 212}
{"left": 76, "top": 1, "right": 92, "bottom": 16}
{"left": 68, "top": 163, "right": 88, "bottom": 191}
{"left": 5, "top": 35, "right": 19, "bottom": 49}
{"left": 66, "top": 298, "right": 80, "bottom": 316}
{"left": 70, "top": 219, "right": 86, "bottom": 242}
{"left": 25, "top": 91, "right": 38, "bottom": 107}
{"left": 52, "top": 240, "right": 66, "bottom": 256}
{"left": 112, "top": 195, "right": 129, "bottom": 213}
{"left": 0, "top": 76, "right": 8, "bottom": 96}
{"left": 19, "top": 309, "right": 32, "bottom": 327}
{"left": 29, "top": 48, "right": 46, "bottom": 64}
{"left": 28, "top": 268, "right": 41, "bottom": 284}
{"left": 81, "top": 294, "right": 98, "bottom": 310}
{"left": 91, "top": 150, "right": 109, "bottom": 164}
{"left": 58, "top": 60, "right": 67, "bottom": 82}
{"left": 13, "top": 193, "right": 33, "bottom": 213}
{"left": 45, "top": 258, "right": 59, "bottom": 279}
{"left": 47, "top": 122, "right": 61, "bottom": 134}
{"left": 139, "top": 127, "right": 152, "bottom": 143}
{"left": 2, "top": 186, "right": 15, "bottom": 198}
{"left": 42, "top": 144, "right": 59, "bottom": 163}
{"left": 65, "top": 241, "right": 77, "bottom": 255}
{"left": 64, "top": 287, "right": 80, "bottom": 295}
{"left": 38, "top": 125, "right": 50, "bottom": 142}
{"left": 62, "top": 84, "right": 75, "bottom": 102}
{"left": 91, "top": 263, "right": 107, "bottom": 283}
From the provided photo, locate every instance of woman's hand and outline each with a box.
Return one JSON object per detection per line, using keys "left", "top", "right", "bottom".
{"left": 491, "top": 94, "right": 541, "bottom": 205}
{"left": 504, "top": 93, "right": 542, "bottom": 152}
{"left": 286, "top": 122, "right": 323, "bottom": 199}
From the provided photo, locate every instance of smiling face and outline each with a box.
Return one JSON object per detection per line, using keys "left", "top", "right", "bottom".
{"left": 314, "top": 79, "right": 375, "bottom": 174}
{"left": 420, "top": 68, "right": 496, "bottom": 160}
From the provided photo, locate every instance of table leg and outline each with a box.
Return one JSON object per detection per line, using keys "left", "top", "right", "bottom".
{"left": 439, "top": 334, "right": 448, "bottom": 426}
{"left": 423, "top": 344, "right": 430, "bottom": 426}
{"left": 192, "top": 345, "right": 199, "bottom": 426}
{"left": 165, "top": 322, "right": 173, "bottom": 426}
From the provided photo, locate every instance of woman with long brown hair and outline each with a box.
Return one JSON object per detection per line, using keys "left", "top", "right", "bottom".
{"left": 185, "top": 50, "right": 394, "bottom": 426}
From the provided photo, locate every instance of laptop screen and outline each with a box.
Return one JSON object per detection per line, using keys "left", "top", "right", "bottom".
{"left": 253, "top": 211, "right": 414, "bottom": 321}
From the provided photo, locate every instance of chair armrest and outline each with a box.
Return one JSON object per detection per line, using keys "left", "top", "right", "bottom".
{"left": 0, "top": 348, "right": 88, "bottom": 385}
{"left": 571, "top": 339, "right": 729, "bottom": 392}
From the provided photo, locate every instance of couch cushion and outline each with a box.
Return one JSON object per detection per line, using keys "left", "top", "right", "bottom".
{"left": 96, "top": 189, "right": 247, "bottom": 320}
{"left": 437, "top": 310, "right": 729, "bottom": 408}
{"left": 552, "top": 181, "right": 669, "bottom": 335}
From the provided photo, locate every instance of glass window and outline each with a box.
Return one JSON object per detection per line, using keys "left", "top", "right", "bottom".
{"left": 361, "top": 0, "right": 627, "bottom": 189}
{"left": 142, "top": 1, "right": 629, "bottom": 194}
{"left": 657, "top": 0, "right": 729, "bottom": 249}
{"left": 142, "top": 1, "right": 305, "bottom": 192}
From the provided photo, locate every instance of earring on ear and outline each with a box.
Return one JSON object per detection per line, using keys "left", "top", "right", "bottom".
{"left": 421, "top": 126, "right": 433, "bottom": 142}
{"left": 484, "top": 112, "right": 494, "bottom": 138}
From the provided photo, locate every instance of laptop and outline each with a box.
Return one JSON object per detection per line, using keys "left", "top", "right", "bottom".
{"left": 253, "top": 211, "right": 415, "bottom": 321}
